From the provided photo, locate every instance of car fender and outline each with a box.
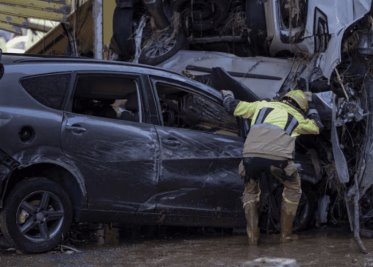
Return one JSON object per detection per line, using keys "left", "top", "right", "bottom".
{"left": 0, "top": 147, "right": 86, "bottom": 208}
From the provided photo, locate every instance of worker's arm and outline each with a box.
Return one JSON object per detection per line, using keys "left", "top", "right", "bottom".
{"left": 297, "top": 118, "right": 320, "bottom": 135}
{"left": 233, "top": 101, "right": 259, "bottom": 119}
{"left": 221, "top": 90, "right": 259, "bottom": 119}
{"left": 297, "top": 108, "right": 323, "bottom": 135}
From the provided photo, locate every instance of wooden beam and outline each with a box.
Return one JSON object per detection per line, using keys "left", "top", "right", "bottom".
{"left": 26, "top": 24, "right": 70, "bottom": 55}
{"left": 0, "top": 21, "right": 22, "bottom": 34}
{"left": 0, "top": 0, "right": 68, "bottom": 11}
{"left": 26, "top": 22, "right": 52, "bottom": 33}
{"left": 0, "top": 4, "right": 68, "bottom": 21}
{"left": 0, "top": 14, "right": 52, "bottom": 32}
{"left": 0, "top": 14, "right": 28, "bottom": 26}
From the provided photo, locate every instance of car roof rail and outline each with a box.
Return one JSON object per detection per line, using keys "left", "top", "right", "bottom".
{"left": 2, "top": 52, "right": 179, "bottom": 76}
{"left": 0, "top": 49, "right": 3, "bottom": 80}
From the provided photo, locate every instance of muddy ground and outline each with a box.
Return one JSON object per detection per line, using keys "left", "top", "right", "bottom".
{"left": 1, "top": 225, "right": 373, "bottom": 266}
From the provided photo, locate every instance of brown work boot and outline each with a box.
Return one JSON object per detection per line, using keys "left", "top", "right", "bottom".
{"left": 280, "top": 202, "right": 298, "bottom": 243}
{"left": 244, "top": 202, "right": 260, "bottom": 246}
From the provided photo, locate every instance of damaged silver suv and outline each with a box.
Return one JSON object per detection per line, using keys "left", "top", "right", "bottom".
{"left": 0, "top": 54, "right": 251, "bottom": 253}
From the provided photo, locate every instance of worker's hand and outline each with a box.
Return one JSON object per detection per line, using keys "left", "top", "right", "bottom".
{"left": 221, "top": 90, "right": 238, "bottom": 114}
{"left": 304, "top": 92, "right": 313, "bottom": 102}
{"left": 307, "top": 108, "right": 324, "bottom": 130}
{"left": 221, "top": 90, "right": 234, "bottom": 99}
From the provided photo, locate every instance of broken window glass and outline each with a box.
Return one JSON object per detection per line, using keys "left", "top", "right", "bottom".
{"left": 72, "top": 74, "right": 140, "bottom": 122}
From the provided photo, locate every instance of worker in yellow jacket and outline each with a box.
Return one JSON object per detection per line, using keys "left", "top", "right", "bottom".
{"left": 221, "top": 89, "right": 322, "bottom": 245}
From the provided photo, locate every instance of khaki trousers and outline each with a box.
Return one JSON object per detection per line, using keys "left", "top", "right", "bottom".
{"left": 242, "top": 160, "right": 302, "bottom": 215}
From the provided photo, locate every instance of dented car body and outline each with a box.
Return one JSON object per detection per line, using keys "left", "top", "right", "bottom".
{"left": 0, "top": 55, "right": 251, "bottom": 253}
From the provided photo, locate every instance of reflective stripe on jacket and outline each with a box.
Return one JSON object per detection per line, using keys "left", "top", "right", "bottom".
{"left": 234, "top": 100, "right": 319, "bottom": 159}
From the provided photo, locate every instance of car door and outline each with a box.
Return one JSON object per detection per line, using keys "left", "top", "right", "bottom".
{"left": 61, "top": 72, "right": 159, "bottom": 213}
{"left": 151, "top": 77, "right": 244, "bottom": 225}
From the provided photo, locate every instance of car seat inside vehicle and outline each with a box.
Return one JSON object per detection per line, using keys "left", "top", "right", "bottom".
{"left": 72, "top": 74, "right": 140, "bottom": 122}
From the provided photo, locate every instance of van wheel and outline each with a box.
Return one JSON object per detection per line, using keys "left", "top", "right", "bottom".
{"left": 0, "top": 178, "right": 72, "bottom": 253}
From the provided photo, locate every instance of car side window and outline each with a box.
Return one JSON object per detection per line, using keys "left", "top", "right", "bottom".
{"left": 72, "top": 74, "right": 141, "bottom": 122}
{"left": 155, "top": 81, "right": 239, "bottom": 136}
{"left": 20, "top": 73, "right": 71, "bottom": 110}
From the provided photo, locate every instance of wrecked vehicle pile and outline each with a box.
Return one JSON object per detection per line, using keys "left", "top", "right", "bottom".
{"left": 112, "top": 0, "right": 373, "bottom": 252}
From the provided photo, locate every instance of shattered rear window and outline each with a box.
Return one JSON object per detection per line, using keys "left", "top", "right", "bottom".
{"left": 20, "top": 73, "right": 71, "bottom": 110}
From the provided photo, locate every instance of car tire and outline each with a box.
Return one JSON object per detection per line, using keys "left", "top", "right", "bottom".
{"left": 0, "top": 177, "right": 72, "bottom": 253}
{"left": 110, "top": 7, "right": 135, "bottom": 60}
{"left": 139, "top": 27, "right": 187, "bottom": 65}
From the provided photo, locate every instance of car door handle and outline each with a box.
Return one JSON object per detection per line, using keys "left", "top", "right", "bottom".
{"left": 162, "top": 138, "right": 181, "bottom": 146}
{"left": 66, "top": 124, "right": 87, "bottom": 134}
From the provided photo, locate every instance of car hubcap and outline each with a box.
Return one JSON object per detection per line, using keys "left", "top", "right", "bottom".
{"left": 144, "top": 30, "right": 177, "bottom": 58}
{"left": 16, "top": 191, "right": 64, "bottom": 242}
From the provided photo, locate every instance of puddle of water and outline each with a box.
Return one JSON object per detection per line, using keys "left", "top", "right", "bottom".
{"left": 2, "top": 227, "right": 373, "bottom": 267}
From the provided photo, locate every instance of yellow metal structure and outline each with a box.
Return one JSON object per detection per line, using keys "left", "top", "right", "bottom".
{"left": 0, "top": 0, "right": 71, "bottom": 33}
{"left": 0, "top": 22, "right": 22, "bottom": 35}
{"left": 0, "top": 0, "right": 67, "bottom": 10}
{"left": 0, "top": 0, "right": 115, "bottom": 58}
{"left": 27, "top": 0, "right": 116, "bottom": 59}
{"left": 0, "top": 14, "right": 52, "bottom": 33}
{"left": 103, "top": 0, "right": 116, "bottom": 51}
{"left": 27, "top": 0, "right": 92, "bottom": 55}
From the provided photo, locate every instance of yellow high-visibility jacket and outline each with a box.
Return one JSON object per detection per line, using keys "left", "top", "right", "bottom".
{"left": 234, "top": 100, "right": 319, "bottom": 160}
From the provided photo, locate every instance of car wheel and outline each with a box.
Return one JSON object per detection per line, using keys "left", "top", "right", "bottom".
{"left": 0, "top": 177, "right": 72, "bottom": 253}
{"left": 139, "top": 26, "right": 187, "bottom": 65}
{"left": 110, "top": 6, "right": 135, "bottom": 60}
